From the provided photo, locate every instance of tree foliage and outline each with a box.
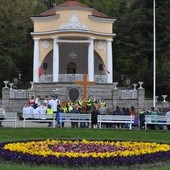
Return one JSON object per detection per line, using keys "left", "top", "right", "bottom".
{"left": 114, "top": 0, "right": 170, "bottom": 97}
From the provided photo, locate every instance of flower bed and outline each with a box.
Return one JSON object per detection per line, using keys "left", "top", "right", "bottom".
{"left": 0, "top": 139, "right": 170, "bottom": 167}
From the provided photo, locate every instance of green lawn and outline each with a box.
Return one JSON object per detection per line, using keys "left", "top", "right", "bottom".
{"left": 0, "top": 128, "right": 170, "bottom": 170}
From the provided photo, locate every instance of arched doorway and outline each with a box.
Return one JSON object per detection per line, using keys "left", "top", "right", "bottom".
{"left": 67, "top": 62, "right": 76, "bottom": 74}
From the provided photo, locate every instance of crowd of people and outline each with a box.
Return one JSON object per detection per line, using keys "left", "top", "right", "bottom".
{"left": 23, "top": 95, "right": 107, "bottom": 127}
{"left": 22, "top": 95, "right": 170, "bottom": 129}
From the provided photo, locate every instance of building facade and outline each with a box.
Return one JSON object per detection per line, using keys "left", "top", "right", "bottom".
{"left": 31, "top": 0, "right": 116, "bottom": 84}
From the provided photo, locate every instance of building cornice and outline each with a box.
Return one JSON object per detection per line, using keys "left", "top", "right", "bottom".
{"left": 88, "top": 15, "right": 116, "bottom": 23}
{"left": 31, "top": 29, "right": 116, "bottom": 37}
{"left": 31, "top": 15, "right": 59, "bottom": 22}
{"left": 54, "top": 6, "right": 94, "bottom": 12}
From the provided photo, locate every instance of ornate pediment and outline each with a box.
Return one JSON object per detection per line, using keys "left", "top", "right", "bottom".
{"left": 59, "top": 11, "right": 88, "bottom": 30}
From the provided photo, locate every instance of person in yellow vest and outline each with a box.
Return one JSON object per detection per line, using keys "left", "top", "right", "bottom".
{"left": 68, "top": 101, "right": 73, "bottom": 112}
{"left": 77, "top": 98, "right": 83, "bottom": 112}
{"left": 98, "top": 98, "right": 107, "bottom": 115}
{"left": 61, "top": 102, "right": 67, "bottom": 113}
{"left": 46, "top": 104, "right": 54, "bottom": 127}
{"left": 86, "top": 96, "right": 92, "bottom": 111}
{"left": 100, "top": 98, "right": 106, "bottom": 109}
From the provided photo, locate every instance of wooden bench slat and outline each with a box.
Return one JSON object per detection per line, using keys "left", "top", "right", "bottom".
{"left": 0, "top": 112, "right": 18, "bottom": 128}
{"left": 22, "top": 113, "right": 56, "bottom": 128}
{"left": 144, "top": 115, "right": 170, "bottom": 130}
{"left": 59, "top": 113, "right": 91, "bottom": 128}
{"left": 97, "top": 115, "right": 134, "bottom": 129}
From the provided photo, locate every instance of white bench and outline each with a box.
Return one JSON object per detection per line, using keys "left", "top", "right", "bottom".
{"left": 0, "top": 112, "right": 18, "bottom": 128}
{"left": 97, "top": 115, "right": 135, "bottom": 129}
{"left": 23, "top": 113, "right": 56, "bottom": 128}
{"left": 59, "top": 113, "right": 91, "bottom": 128}
{"left": 144, "top": 115, "right": 170, "bottom": 130}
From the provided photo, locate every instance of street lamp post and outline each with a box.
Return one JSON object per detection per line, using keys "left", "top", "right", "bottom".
{"left": 153, "top": 0, "right": 156, "bottom": 108}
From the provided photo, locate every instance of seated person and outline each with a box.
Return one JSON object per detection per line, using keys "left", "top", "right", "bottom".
{"left": 0, "top": 108, "right": 6, "bottom": 127}
{"left": 166, "top": 111, "right": 170, "bottom": 130}
{"left": 22, "top": 104, "right": 33, "bottom": 119}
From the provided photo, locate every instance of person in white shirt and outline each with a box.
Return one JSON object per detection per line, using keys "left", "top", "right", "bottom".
{"left": 39, "top": 103, "right": 47, "bottom": 119}
{"left": 166, "top": 111, "right": 170, "bottom": 130}
{"left": 48, "top": 95, "right": 53, "bottom": 107}
{"left": 0, "top": 108, "right": 6, "bottom": 127}
{"left": 22, "top": 104, "right": 33, "bottom": 119}
{"left": 51, "top": 96, "right": 59, "bottom": 114}
{"left": 43, "top": 96, "right": 49, "bottom": 105}
{"left": 35, "top": 95, "right": 41, "bottom": 106}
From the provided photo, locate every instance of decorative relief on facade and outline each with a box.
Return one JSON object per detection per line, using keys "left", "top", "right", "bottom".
{"left": 96, "top": 41, "right": 106, "bottom": 52}
{"left": 42, "top": 40, "right": 50, "bottom": 49}
{"left": 59, "top": 11, "right": 88, "bottom": 30}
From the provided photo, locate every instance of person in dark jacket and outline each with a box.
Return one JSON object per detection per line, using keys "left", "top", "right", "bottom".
{"left": 113, "top": 105, "right": 123, "bottom": 128}
{"left": 91, "top": 106, "right": 99, "bottom": 128}
{"left": 70, "top": 105, "right": 79, "bottom": 128}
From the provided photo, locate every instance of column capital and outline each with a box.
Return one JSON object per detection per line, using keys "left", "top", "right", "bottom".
{"left": 33, "top": 38, "right": 40, "bottom": 41}
{"left": 89, "top": 37, "right": 95, "bottom": 40}
{"left": 106, "top": 39, "right": 113, "bottom": 42}
{"left": 52, "top": 36, "right": 58, "bottom": 40}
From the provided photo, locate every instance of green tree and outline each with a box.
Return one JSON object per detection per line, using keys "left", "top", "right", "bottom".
{"left": 114, "top": 0, "right": 170, "bottom": 97}
{"left": 0, "top": 0, "right": 41, "bottom": 86}
{"left": 0, "top": 55, "right": 18, "bottom": 87}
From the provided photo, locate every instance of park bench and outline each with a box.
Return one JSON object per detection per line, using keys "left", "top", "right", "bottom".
{"left": 144, "top": 115, "right": 170, "bottom": 130}
{"left": 0, "top": 112, "right": 18, "bottom": 128}
{"left": 22, "top": 113, "right": 56, "bottom": 128}
{"left": 59, "top": 113, "right": 91, "bottom": 128}
{"left": 97, "top": 115, "right": 135, "bottom": 129}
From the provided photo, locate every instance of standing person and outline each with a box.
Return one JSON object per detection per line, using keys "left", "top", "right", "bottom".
{"left": 29, "top": 96, "right": 35, "bottom": 106}
{"left": 131, "top": 106, "right": 138, "bottom": 128}
{"left": 139, "top": 108, "right": 146, "bottom": 129}
{"left": 77, "top": 98, "right": 83, "bottom": 112}
{"left": 46, "top": 104, "right": 54, "bottom": 127}
{"left": 91, "top": 106, "right": 99, "bottom": 128}
{"left": 48, "top": 95, "right": 53, "bottom": 107}
{"left": 44, "top": 96, "right": 49, "bottom": 105}
{"left": 51, "top": 95, "right": 59, "bottom": 114}
{"left": 70, "top": 105, "right": 79, "bottom": 128}
{"left": 35, "top": 95, "right": 41, "bottom": 106}
{"left": 56, "top": 104, "right": 64, "bottom": 128}
{"left": 86, "top": 95, "right": 92, "bottom": 111}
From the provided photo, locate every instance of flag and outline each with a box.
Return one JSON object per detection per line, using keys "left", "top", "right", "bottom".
{"left": 39, "top": 62, "right": 43, "bottom": 77}
{"left": 103, "top": 66, "right": 110, "bottom": 74}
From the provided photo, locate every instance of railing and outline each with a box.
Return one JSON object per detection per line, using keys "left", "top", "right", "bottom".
{"left": 119, "top": 90, "right": 137, "bottom": 99}
{"left": 59, "top": 74, "right": 83, "bottom": 82}
{"left": 40, "top": 74, "right": 53, "bottom": 82}
{"left": 10, "top": 89, "right": 30, "bottom": 99}
{"left": 39, "top": 74, "right": 107, "bottom": 83}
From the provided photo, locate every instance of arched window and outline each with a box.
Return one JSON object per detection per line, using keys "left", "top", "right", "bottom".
{"left": 67, "top": 62, "right": 76, "bottom": 74}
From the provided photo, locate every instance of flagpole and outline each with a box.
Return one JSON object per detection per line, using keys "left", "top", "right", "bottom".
{"left": 153, "top": 0, "right": 156, "bottom": 108}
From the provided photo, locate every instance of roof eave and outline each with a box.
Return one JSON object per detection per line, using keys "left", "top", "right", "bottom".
{"left": 89, "top": 15, "right": 116, "bottom": 23}
{"left": 31, "top": 14, "right": 59, "bottom": 22}
{"left": 54, "top": 6, "right": 94, "bottom": 12}
{"left": 30, "top": 29, "right": 116, "bottom": 38}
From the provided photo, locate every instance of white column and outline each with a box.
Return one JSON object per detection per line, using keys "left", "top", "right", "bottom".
{"left": 52, "top": 36, "right": 59, "bottom": 82}
{"left": 106, "top": 39, "right": 113, "bottom": 83}
{"left": 33, "top": 38, "right": 40, "bottom": 83}
{"left": 88, "top": 37, "right": 95, "bottom": 81}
